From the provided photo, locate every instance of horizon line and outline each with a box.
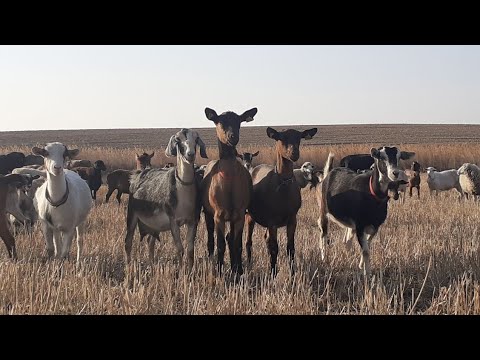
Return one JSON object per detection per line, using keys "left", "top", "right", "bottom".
{"left": 1, "top": 123, "right": 480, "bottom": 132}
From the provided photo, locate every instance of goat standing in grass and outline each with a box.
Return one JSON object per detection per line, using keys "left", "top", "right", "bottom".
{"left": 0, "top": 174, "right": 31, "bottom": 259}
{"left": 201, "top": 107, "right": 257, "bottom": 276}
{"left": 317, "top": 147, "right": 414, "bottom": 276}
{"left": 246, "top": 127, "right": 317, "bottom": 274}
{"left": 124, "top": 129, "right": 207, "bottom": 270}
{"left": 32, "top": 143, "right": 93, "bottom": 261}
{"left": 237, "top": 151, "right": 259, "bottom": 172}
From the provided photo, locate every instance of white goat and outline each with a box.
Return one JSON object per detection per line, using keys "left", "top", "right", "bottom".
{"left": 294, "top": 162, "right": 315, "bottom": 189}
{"left": 457, "top": 163, "right": 480, "bottom": 201}
{"left": 31, "top": 143, "right": 93, "bottom": 260}
{"left": 426, "top": 167, "right": 463, "bottom": 197}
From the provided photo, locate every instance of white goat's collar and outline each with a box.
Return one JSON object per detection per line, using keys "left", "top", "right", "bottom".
{"left": 45, "top": 178, "right": 69, "bottom": 207}
{"left": 175, "top": 168, "right": 195, "bottom": 186}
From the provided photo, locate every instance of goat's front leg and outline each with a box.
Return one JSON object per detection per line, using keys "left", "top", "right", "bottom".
{"left": 42, "top": 221, "right": 54, "bottom": 258}
{"left": 266, "top": 226, "right": 279, "bottom": 276}
{"left": 53, "top": 229, "right": 63, "bottom": 258}
{"left": 205, "top": 211, "right": 215, "bottom": 259}
{"left": 0, "top": 213, "right": 17, "bottom": 260}
{"left": 286, "top": 216, "right": 297, "bottom": 274}
{"left": 185, "top": 220, "right": 198, "bottom": 273}
{"left": 214, "top": 212, "right": 226, "bottom": 273}
{"left": 76, "top": 222, "right": 86, "bottom": 262}
{"left": 245, "top": 213, "right": 255, "bottom": 266}
{"left": 169, "top": 218, "right": 184, "bottom": 267}
{"left": 58, "top": 228, "right": 76, "bottom": 260}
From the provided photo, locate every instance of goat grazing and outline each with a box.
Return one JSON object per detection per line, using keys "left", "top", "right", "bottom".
{"left": 457, "top": 163, "right": 480, "bottom": 200}
{"left": 237, "top": 151, "right": 259, "bottom": 172}
{"left": 31, "top": 143, "right": 93, "bottom": 260}
{"left": 125, "top": 129, "right": 207, "bottom": 269}
{"left": 317, "top": 147, "right": 415, "bottom": 276}
{"left": 72, "top": 160, "right": 107, "bottom": 200}
{"left": 201, "top": 107, "right": 257, "bottom": 275}
{"left": 426, "top": 167, "right": 463, "bottom": 197}
{"left": 246, "top": 127, "right": 318, "bottom": 274}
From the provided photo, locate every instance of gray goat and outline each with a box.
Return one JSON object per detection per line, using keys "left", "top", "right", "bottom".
{"left": 124, "top": 128, "right": 207, "bottom": 270}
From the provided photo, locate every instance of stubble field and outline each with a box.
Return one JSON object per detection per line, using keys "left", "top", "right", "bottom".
{"left": 1, "top": 124, "right": 480, "bottom": 314}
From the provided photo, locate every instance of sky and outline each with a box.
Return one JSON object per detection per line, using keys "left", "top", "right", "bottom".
{"left": 0, "top": 45, "right": 479, "bottom": 131}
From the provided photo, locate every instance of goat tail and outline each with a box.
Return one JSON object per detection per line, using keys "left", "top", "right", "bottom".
{"left": 324, "top": 152, "right": 334, "bottom": 176}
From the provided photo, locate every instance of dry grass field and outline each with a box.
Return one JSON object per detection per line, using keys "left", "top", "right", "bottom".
{"left": 1, "top": 125, "right": 480, "bottom": 314}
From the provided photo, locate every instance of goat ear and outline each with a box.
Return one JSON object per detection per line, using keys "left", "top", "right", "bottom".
{"left": 165, "top": 135, "right": 178, "bottom": 157}
{"left": 205, "top": 107, "right": 218, "bottom": 122}
{"left": 149, "top": 152, "right": 155, "bottom": 158}
{"left": 135, "top": 153, "right": 140, "bottom": 159}
{"left": 240, "top": 108, "right": 257, "bottom": 123}
{"left": 196, "top": 136, "right": 208, "bottom": 159}
{"left": 266, "top": 127, "right": 280, "bottom": 140}
{"left": 370, "top": 148, "right": 381, "bottom": 159}
{"left": 400, "top": 151, "right": 415, "bottom": 160}
{"left": 252, "top": 151, "right": 259, "bottom": 157}
{"left": 32, "top": 147, "right": 48, "bottom": 157}
{"left": 302, "top": 128, "right": 318, "bottom": 140}
{"left": 66, "top": 148, "right": 80, "bottom": 159}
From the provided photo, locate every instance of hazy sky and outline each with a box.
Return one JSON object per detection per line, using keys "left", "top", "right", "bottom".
{"left": 0, "top": 45, "right": 479, "bottom": 131}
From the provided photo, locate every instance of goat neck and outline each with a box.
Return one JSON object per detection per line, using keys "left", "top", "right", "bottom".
{"left": 218, "top": 140, "right": 237, "bottom": 160}
{"left": 275, "top": 152, "right": 294, "bottom": 181}
{"left": 46, "top": 169, "right": 68, "bottom": 205}
{"left": 176, "top": 152, "right": 195, "bottom": 186}
{"left": 369, "top": 163, "right": 388, "bottom": 201}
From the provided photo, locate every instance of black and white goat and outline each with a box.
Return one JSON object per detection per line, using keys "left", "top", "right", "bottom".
{"left": 317, "top": 146, "right": 414, "bottom": 276}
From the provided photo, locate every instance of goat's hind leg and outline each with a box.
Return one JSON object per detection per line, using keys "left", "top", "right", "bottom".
{"left": 245, "top": 213, "right": 255, "bottom": 266}
{"left": 318, "top": 213, "right": 329, "bottom": 261}
{"left": 124, "top": 200, "right": 138, "bottom": 264}
{"left": 186, "top": 220, "right": 198, "bottom": 273}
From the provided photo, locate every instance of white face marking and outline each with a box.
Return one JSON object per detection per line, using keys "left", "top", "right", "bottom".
{"left": 301, "top": 162, "right": 314, "bottom": 180}
{"left": 178, "top": 129, "right": 197, "bottom": 163}
{"left": 378, "top": 147, "right": 400, "bottom": 182}
{"left": 43, "top": 142, "right": 67, "bottom": 177}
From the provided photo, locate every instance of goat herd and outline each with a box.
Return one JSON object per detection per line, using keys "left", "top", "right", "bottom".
{"left": 1, "top": 107, "right": 479, "bottom": 279}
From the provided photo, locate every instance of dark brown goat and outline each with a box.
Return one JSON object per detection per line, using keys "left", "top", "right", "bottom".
{"left": 245, "top": 127, "right": 318, "bottom": 274}
{"left": 72, "top": 160, "right": 107, "bottom": 199}
{"left": 105, "top": 153, "right": 151, "bottom": 204}
{"left": 405, "top": 161, "right": 421, "bottom": 198}
{"left": 0, "top": 174, "right": 30, "bottom": 259}
{"left": 200, "top": 107, "right": 257, "bottom": 275}
{"left": 136, "top": 152, "right": 154, "bottom": 170}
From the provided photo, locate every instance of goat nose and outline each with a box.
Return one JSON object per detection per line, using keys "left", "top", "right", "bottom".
{"left": 187, "top": 151, "right": 194, "bottom": 157}
{"left": 393, "top": 170, "right": 399, "bottom": 177}
{"left": 54, "top": 165, "right": 62, "bottom": 170}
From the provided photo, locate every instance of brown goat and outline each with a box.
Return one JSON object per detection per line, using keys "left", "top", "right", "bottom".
{"left": 405, "top": 161, "right": 421, "bottom": 198}
{"left": 105, "top": 153, "right": 151, "bottom": 204}
{"left": 200, "top": 107, "right": 257, "bottom": 275}
{"left": 136, "top": 152, "right": 154, "bottom": 170}
{"left": 0, "top": 174, "right": 30, "bottom": 259}
{"left": 245, "top": 127, "right": 318, "bottom": 274}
